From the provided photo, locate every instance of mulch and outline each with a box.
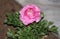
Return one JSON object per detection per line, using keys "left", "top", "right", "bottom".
{"left": 0, "top": 0, "right": 59, "bottom": 39}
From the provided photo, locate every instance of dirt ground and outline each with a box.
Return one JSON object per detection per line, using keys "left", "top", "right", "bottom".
{"left": 0, "top": 0, "right": 22, "bottom": 39}
{"left": 0, "top": 0, "right": 59, "bottom": 39}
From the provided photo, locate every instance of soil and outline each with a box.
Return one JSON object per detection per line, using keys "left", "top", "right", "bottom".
{"left": 0, "top": 0, "right": 22, "bottom": 39}
{"left": 0, "top": 0, "right": 59, "bottom": 39}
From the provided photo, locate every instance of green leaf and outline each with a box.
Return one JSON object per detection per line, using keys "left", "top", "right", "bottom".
{"left": 40, "top": 11, "right": 44, "bottom": 19}
{"left": 48, "top": 21, "right": 53, "bottom": 26}
{"left": 7, "top": 28, "right": 16, "bottom": 39}
{"left": 4, "top": 12, "right": 24, "bottom": 27}
{"left": 49, "top": 25, "right": 58, "bottom": 33}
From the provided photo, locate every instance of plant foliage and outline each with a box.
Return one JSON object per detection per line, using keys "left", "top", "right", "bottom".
{"left": 4, "top": 12, "right": 58, "bottom": 39}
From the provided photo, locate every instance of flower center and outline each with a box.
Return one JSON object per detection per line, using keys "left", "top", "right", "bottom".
{"left": 27, "top": 10, "right": 33, "bottom": 16}
{"left": 25, "top": 8, "right": 35, "bottom": 19}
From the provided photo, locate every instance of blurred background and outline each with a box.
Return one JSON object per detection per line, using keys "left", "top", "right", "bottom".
{"left": 0, "top": 0, "right": 60, "bottom": 39}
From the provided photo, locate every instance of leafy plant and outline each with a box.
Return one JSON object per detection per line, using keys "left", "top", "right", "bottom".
{"left": 4, "top": 12, "right": 58, "bottom": 39}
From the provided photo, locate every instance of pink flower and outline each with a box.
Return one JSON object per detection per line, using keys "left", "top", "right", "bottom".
{"left": 19, "top": 4, "right": 41, "bottom": 25}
